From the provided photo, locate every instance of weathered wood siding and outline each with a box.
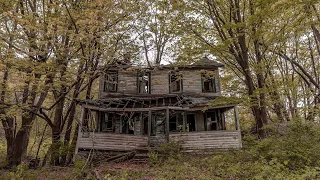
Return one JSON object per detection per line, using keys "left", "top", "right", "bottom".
{"left": 170, "top": 131, "right": 241, "bottom": 151}
{"left": 100, "top": 70, "right": 137, "bottom": 98}
{"left": 182, "top": 70, "right": 221, "bottom": 96}
{"left": 77, "top": 131, "right": 241, "bottom": 152}
{"left": 118, "top": 70, "right": 137, "bottom": 94}
{"left": 150, "top": 70, "right": 170, "bottom": 94}
{"left": 195, "top": 112, "right": 205, "bottom": 131}
{"left": 78, "top": 133, "right": 148, "bottom": 151}
{"left": 99, "top": 69, "right": 222, "bottom": 98}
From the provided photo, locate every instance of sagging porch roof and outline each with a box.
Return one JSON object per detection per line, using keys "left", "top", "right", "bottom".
{"left": 76, "top": 94, "right": 236, "bottom": 112}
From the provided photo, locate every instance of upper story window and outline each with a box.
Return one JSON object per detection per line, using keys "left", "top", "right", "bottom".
{"left": 104, "top": 71, "right": 118, "bottom": 92}
{"left": 202, "top": 72, "right": 217, "bottom": 93}
{"left": 138, "top": 72, "right": 150, "bottom": 94}
{"left": 169, "top": 71, "right": 183, "bottom": 93}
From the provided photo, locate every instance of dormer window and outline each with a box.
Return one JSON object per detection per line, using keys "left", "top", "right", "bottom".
{"left": 138, "top": 72, "right": 150, "bottom": 94}
{"left": 104, "top": 71, "right": 118, "bottom": 92}
{"left": 202, "top": 72, "right": 217, "bottom": 93}
{"left": 169, "top": 71, "right": 182, "bottom": 93}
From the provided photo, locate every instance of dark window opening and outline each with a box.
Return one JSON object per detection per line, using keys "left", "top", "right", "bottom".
{"left": 83, "top": 109, "right": 90, "bottom": 132}
{"left": 177, "top": 113, "right": 183, "bottom": 131}
{"left": 169, "top": 112, "right": 184, "bottom": 132}
{"left": 202, "top": 73, "right": 217, "bottom": 93}
{"left": 121, "top": 116, "right": 134, "bottom": 134}
{"left": 187, "top": 114, "right": 196, "bottom": 132}
{"left": 104, "top": 71, "right": 118, "bottom": 92}
{"left": 169, "top": 116, "right": 177, "bottom": 131}
{"left": 143, "top": 115, "right": 148, "bottom": 135}
{"left": 100, "top": 112, "right": 114, "bottom": 132}
{"left": 138, "top": 72, "right": 150, "bottom": 94}
{"left": 170, "top": 72, "right": 182, "bottom": 93}
{"left": 151, "top": 117, "right": 156, "bottom": 136}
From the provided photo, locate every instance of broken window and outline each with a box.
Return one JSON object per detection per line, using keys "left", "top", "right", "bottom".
{"left": 169, "top": 112, "right": 184, "bottom": 132}
{"left": 121, "top": 117, "right": 135, "bottom": 134}
{"left": 104, "top": 71, "right": 118, "bottom": 92}
{"left": 100, "top": 112, "right": 114, "bottom": 132}
{"left": 169, "top": 72, "right": 182, "bottom": 93}
{"left": 205, "top": 111, "right": 221, "bottom": 131}
{"left": 138, "top": 72, "right": 150, "bottom": 94}
{"left": 202, "top": 72, "right": 217, "bottom": 92}
{"left": 169, "top": 116, "right": 177, "bottom": 131}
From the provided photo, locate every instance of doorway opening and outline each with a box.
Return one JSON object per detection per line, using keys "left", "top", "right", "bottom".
{"left": 187, "top": 114, "right": 196, "bottom": 132}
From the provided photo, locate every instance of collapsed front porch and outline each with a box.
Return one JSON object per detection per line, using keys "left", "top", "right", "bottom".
{"left": 75, "top": 96, "right": 242, "bottom": 154}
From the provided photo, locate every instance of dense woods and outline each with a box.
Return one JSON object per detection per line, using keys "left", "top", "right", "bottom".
{"left": 1, "top": 0, "right": 320, "bottom": 179}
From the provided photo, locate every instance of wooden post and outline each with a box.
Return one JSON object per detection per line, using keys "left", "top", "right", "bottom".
{"left": 234, "top": 106, "right": 242, "bottom": 149}
{"left": 148, "top": 110, "right": 152, "bottom": 146}
{"left": 120, "top": 113, "right": 122, "bottom": 134}
{"left": 183, "top": 112, "right": 186, "bottom": 132}
{"left": 234, "top": 106, "right": 239, "bottom": 130}
{"left": 140, "top": 112, "right": 143, "bottom": 135}
{"left": 166, "top": 108, "right": 170, "bottom": 142}
{"left": 221, "top": 111, "right": 226, "bottom": 130}
{"left": 96, "top": 111, "right": 100, "bottom": 132}
{"left": 73, "top": 105, "right": 85, "bottom": 162}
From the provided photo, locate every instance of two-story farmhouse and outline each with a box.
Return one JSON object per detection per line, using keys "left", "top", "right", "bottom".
{"left": 75, "top": 58, "right": 242, "bottom": 154}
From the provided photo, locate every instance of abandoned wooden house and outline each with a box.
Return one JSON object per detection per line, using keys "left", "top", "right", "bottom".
{"left": 75, "top": 58, "right": 242, "bottom": 154}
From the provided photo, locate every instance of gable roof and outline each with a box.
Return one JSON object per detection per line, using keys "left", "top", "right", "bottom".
{"left": 191, "top": 57, "right": 224, "bottom": 67}
{"left": 162, "top": 57, "right": 224, "bottom": 70}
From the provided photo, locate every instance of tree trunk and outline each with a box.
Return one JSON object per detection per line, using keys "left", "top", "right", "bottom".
{"left": 2, "top": 117, "right": 15, "bottom": 165}
{"left": 9, "top": 118, "right": 32, "bottom": 167}
{"left": 50, "top": 95, "right": 66, "bottom": 165}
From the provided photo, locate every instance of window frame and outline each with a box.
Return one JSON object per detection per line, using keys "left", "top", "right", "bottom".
{"left": 103, "top": 71, "right": 118, "bottom": 92}
{"left": 201, "top": 73, "right": 217, "bottom": 93}
{"left": 169, "top": 71, "right": 183, "bottom": 93}
{"left": 100, "top": 112, "right": 114, "bottom": 132}
{"left": 137, "top": 71, "right": 151, "bottom": 94}
{"left": 205, "top": 111, "right": 221, "bottom": 131}
{"left": 169, "top": 112, "right": 185, "bottom": 132}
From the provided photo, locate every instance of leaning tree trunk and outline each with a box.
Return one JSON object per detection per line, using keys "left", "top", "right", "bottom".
{"left": 63, "top": 75, "right": 94, "bottom": 164}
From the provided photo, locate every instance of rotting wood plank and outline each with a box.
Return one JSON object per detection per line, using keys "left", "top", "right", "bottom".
{"left": 82, "top": 104, "right": 191, "bottom": 112}
{"left": 169, "top": 136, "right": 239, "bottom": 141}
{"left": 78, "top": 139, "right": 148, "bottom": 145}
{"left": 78, "top": 142, "right": 148, "bottom": 148}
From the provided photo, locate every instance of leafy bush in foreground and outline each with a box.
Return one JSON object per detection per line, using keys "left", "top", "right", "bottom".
{"left": 153, "top": 121, "right": 320, "bottom": 179}
{"left": 202, "top": 121, "right": 320, "bottom": 179}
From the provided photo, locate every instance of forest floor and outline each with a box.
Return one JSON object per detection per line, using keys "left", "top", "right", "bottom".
{"left": 0, "top": 161, "right": 154, "bottom": 180}
{"left": 2, "top": 122, "right": 320, "bottom": 179}
{"left": 0, "top": 154, "right": 232, "bottom": 180}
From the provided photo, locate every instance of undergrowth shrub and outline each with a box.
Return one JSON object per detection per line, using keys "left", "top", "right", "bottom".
{"left": 72, "top": 158, "right": 89, "bottom": 178}
{"left": 154, "top": 121, "right": 320, "bottom": 179}
{"left": 205, "top": 121, "right": 320, "bottom": 179}
{"left": 148, "top": 141, "right": 181, "bottom": 165}
{"left": 7, "top": 163, "right": 37, "bottom": 180}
